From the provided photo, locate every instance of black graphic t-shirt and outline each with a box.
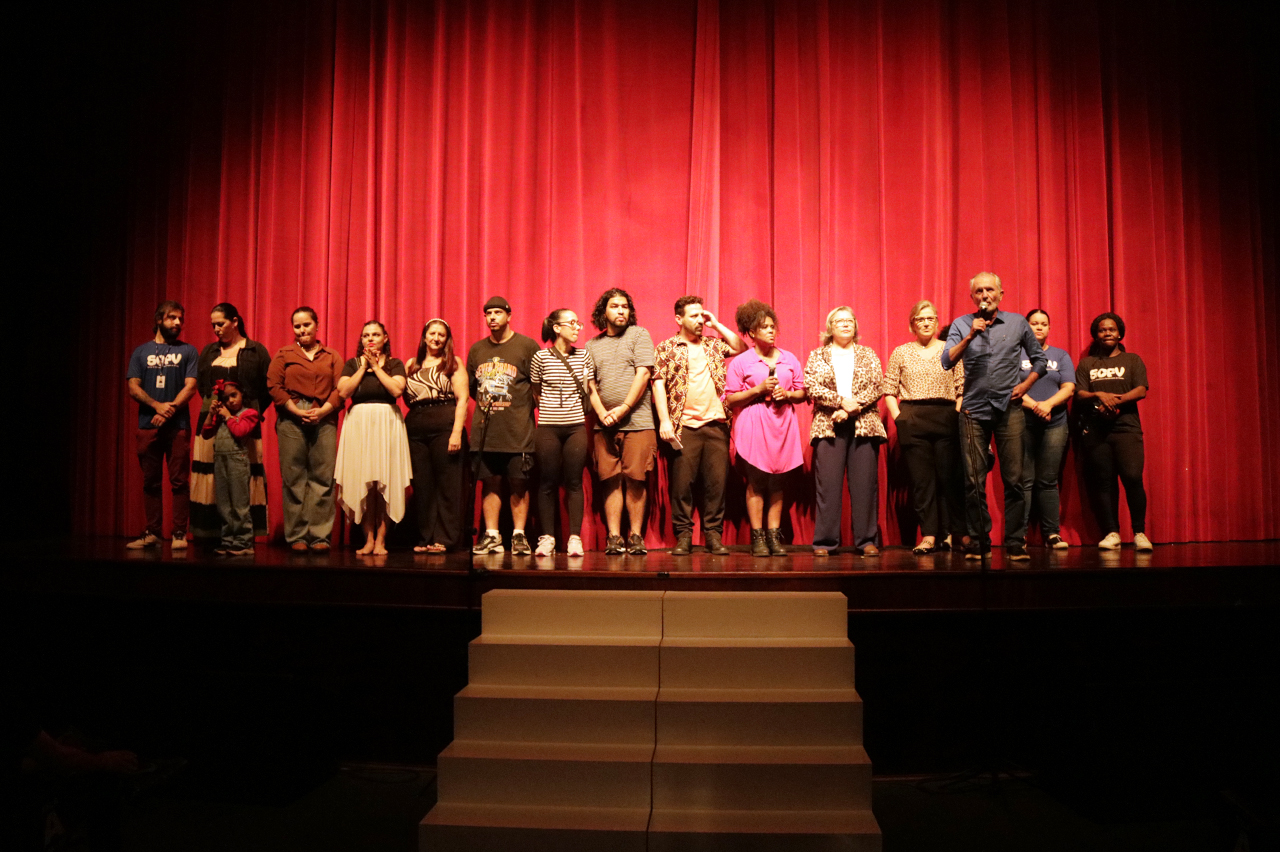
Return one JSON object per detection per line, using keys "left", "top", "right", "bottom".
{"left": 467, "top": 333, "right": 539, "bottom": 452}
{"left": 1075, "top": 351, "right": 1148, "bottom": 433}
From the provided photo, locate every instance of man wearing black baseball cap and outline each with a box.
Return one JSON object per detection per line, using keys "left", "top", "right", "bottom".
{"left": 467, "top": 296, "right": 539, "bottom": 556}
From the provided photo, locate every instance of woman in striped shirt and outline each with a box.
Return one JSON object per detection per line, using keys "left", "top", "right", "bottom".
{"left": 531, "top": 309, "right": 597, "bottom": 556}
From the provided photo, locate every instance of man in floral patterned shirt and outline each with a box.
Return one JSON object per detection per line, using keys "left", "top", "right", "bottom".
{"left": 652, "top": 295, "right": 746, "bottom": 555}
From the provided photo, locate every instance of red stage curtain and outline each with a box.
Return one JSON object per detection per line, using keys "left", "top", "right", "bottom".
{"left": 76, "top": 0, "right": 1277, "bottom": 546}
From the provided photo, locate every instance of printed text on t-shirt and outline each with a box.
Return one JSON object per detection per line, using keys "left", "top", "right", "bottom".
{"left": 147, "top": 353, "right": 187, "bottom": 368}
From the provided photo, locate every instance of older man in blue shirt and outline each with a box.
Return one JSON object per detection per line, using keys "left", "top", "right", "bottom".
{"left": 942, "top": 272, "right": 1045, "bottom": 560}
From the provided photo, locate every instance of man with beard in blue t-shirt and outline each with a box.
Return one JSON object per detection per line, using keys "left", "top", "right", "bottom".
{"left": 125, "top": 300, "right": 199, "bottom": 550}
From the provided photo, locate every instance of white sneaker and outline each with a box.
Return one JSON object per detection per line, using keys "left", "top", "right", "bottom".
{"left": 1133, "top": 532, "right": 1153, "bottom": 551}
{"left": 1098, "top": 532, "right": 1121, "bottom": 550}
{"left": 566, "top": 535, "right": 584, "bottom": 557}
{"left": 126, "top": 533, "right": 160, "bottom": 550}
{"left": 535, "top": 535, "right": 556, "bottom": 557}
{"left": 171, "top": 532, "right": 188, "bottom": 551}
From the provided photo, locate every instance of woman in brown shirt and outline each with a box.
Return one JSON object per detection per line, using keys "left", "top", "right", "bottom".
{"left": 267, "top": 307, "right": 344, "bottom": 552}
{"left": 883, "top": 300, "right": 965, "bottom": 554}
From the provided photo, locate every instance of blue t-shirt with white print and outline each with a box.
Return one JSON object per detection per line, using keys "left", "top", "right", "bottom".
{"left": 1019, "top": 344, "right": 1075, "bottom": 428}
{"left": 127, "top": 340, "right": 199, "bottom": 429}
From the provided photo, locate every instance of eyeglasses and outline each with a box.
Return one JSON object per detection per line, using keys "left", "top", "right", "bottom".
{"left": 914, "top": 316, "right": 938, "bottom": 324}
{"left": 556, "top": 320, "right": 584, "bottom": 328}
{"left": 832, "top": 319, "right": 856, "bottom": 327}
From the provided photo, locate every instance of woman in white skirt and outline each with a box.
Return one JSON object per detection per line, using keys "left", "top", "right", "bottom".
{"left": 335, "top": 321, "right": 412, "bottom": 555}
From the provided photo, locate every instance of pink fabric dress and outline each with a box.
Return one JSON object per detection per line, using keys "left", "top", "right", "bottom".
{"left": 725, "top": 347, "right": 806, "bottom": 473}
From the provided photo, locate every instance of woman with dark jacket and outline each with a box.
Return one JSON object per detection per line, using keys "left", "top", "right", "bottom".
{"left": 190, "top": 302, "right": 271, "bottom": 544}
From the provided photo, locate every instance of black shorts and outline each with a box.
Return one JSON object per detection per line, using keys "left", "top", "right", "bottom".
{"left": 475, "top": 450, "right": 532, "bottom": 482}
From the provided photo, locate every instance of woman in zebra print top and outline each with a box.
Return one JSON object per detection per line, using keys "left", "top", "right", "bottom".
{"left": 404, "top": 319, "right": 469, "bottom": 553}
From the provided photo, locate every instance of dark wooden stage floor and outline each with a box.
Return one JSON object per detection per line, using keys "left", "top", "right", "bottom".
{"left": 9, "top": 536, "right": 1280, "bottom": 776}
{"left": 15, "top": 536, "right": 1280, "bottom": 612}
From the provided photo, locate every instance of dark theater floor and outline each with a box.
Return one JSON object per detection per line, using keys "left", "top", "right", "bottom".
{"left": 9, "top": 538, "right": 1278, "bottom": 851}
{"left": 111, "top": 761, "right": 1252, "bottom": 852}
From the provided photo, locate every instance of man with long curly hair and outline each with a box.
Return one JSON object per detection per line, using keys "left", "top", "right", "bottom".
{"left": 584, "top": 288, "right": 657, "bottom": 555}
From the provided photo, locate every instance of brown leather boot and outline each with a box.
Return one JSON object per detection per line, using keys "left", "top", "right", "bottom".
{"left": 705, "top": 531, "right": 730, "bottom": 556}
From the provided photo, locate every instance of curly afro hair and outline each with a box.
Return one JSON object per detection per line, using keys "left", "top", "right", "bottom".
{"left": 734, "top": 299, "right": 777, "bottom": 336}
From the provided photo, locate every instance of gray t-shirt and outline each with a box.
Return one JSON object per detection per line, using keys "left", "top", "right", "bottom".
{"left": 585, "top": 325, "right": 655, "bottom": 431}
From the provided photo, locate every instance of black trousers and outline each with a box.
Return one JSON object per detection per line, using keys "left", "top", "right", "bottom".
{"left": 406, "top": 403, "right": 465, "bottom": 549}
{"left": 1081, "top": 426, "right": 1146, "bottom": 534}
{"left": 668, "top": 421, "right": 729, "bottom": 536}
{"left": 534, "top": 424, "right": 588, "bottom": 538}
{"left": 895, "top": 400, "right": 965, "bottom": 540}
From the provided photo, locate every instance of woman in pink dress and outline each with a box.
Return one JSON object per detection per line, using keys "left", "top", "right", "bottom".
{"left": 725, "top": 300, "right": 806, "bottom": 556}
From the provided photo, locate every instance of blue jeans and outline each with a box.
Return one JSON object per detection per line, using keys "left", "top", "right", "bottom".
{"left": 1022, "top": 418, "right": 1068, "bottom": 537}
{"left": 959, "top": 405, "right": 1027, "bottom": 547}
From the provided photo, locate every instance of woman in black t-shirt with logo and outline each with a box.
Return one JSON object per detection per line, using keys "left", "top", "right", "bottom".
{"left": 1075, "top": 312, "right": 1152, "bottom": 551}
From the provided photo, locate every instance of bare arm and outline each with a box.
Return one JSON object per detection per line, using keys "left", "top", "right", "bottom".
{"left": 1010, "top": 371, "right": 1039, "bottom": 401}
{"left": 128, "top": 376, "right": 197, "bottom": 427}
{"left": 365, "top": 354, "right": 404, "bottom": 397}
{"left": 726, "top": 381, "right": 768, "bottom": 408}
{"left": 450, "top": 358, "right": 469, "bottom": 452}
{"left": 588, "top": 379, "right": 609, "bottom": 421}
{"left": 172, "top": 377, "right": 197, "bottom": 410}
{"left": 1078, "top": 384, "right": 1146, "bottom": 414}
{"left": 336, "top": 359, "right": 364, "bottom": 399}
{"left": 702, "top": 310, "right": 745, "bottom": 353}
{"left": 652, "top": 377, "right": 675, "bottom": 442}
{"left": 1024, "top": 382, "right": 1076, "bottom": 419}
{"left": 600, "top": 366, "right": 651, "bottom": 427}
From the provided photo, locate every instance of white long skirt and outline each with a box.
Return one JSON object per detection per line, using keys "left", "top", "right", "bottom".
{"left": 334, "top": 402, "right": 413, "bottom": 523}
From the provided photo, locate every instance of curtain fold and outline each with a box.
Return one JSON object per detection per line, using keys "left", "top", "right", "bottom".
{"left": 78, "top": 0, "right": 1277, "bottom": 545}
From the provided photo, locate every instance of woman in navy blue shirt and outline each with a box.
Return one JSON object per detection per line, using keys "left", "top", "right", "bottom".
{"left": 1020, "top": 309, "right": 1075, "bottom": 548}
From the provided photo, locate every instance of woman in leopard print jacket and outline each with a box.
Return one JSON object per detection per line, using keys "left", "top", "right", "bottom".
{"left": 804, "top": 306, "right": 885, "bottom": 557}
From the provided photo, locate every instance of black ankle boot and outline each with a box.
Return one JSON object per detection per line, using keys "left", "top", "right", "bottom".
{"left": 750, "top": 528, "right": 769, "bottom": 556}
{"left": 766, "top": 528, "right": 786, "bottom": 556}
